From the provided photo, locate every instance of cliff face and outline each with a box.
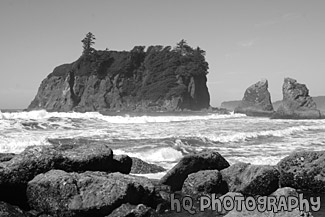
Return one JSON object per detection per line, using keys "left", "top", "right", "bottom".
{"left": 28, "top": 46, "right": 210, "bottom": 112}
{"left": 234, "top": 79, "right": 274, "bottom": 117}
{"left": 272, "top": 78, "right": 323, "bottom": 119}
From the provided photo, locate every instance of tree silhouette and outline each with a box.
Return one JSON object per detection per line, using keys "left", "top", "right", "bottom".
{"left": 81, "top": 32, "right": 96, "bottom": 56}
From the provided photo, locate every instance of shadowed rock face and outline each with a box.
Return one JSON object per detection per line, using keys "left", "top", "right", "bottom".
{"left": 28, "top": 48, "right": 210, "bottom": 112}
{"left": 272, "top": 77, "right": 322, "bottom": 119}
{"left": 234, "top": 79, "right": 274, "bottom": 117}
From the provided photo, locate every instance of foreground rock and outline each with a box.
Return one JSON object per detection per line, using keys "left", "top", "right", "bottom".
{"left": 278, "top": 151, "right": 325, "bottom": 192}
{"left": 131, "top": 157, "right": 166, "bottom": 174}
{"left": 0, "top": 153, "right": 15, "bottom": 162}
{"left": 272, "top": 77, "right": 322, "bottom": 119}
{"left": 160, "top": 151, "right": 230, "bottom": 191}
{"left": 221, "top": 162, "right": 280, "bottom": 196}
{"left": 0, "top": 143, "right": 131, "bottom": 208}
{"left": 234, "top": 79, "right": 274, "bottom": 117}
{"left": 182, "top": 170, "right": 226, "bottom": 195}
{"left": 0, "top": 201, "right": 27, "bottom": 217}
{"left": 27, "top": 170, "right": 159, "bottom": 217}
{"left": 223, "top": 188, "right": 312, "bottom": 217}
{"left": 106, "top": 203, "right": 157, "bottom": 217}
{"left": 28, "top": 43, "right": 211, "bottom": 112}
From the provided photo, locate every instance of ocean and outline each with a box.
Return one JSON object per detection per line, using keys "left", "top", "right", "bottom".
{"left": 1, "top": 109, "right": 325, "bottom": 178}
{"left": 1, "top": 109, "right": 325, "bottom": 216}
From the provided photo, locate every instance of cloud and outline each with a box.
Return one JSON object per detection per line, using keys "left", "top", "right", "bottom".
{"left": 254, "top": 12, "right": 302, "bottom": 28}
{"left": 237, "top": 40, "right": 255, "bottom": 48}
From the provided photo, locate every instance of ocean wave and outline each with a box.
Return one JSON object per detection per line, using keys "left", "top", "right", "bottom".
{"left": 206, "top": 124, "right": 325, "bottom": 143}
{"left": 0, "top": 110, "right": 246, "bottom": 124}
{"left": 114, "top": 147, "right": 183, "bottom": 165}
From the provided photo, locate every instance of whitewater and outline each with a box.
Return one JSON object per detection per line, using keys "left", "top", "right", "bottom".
{"left": 1, "top": 109, "right": 325, "bottom": 177}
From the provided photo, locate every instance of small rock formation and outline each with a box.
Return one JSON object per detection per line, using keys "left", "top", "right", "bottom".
{"left": 272, "top": 77, "right": 322, "bottom": 119}
{"left": 27, "top": 170, "right": 159, "bottom": 217}
{"left": 220, "top": 162, "right": 280, "bottom": 196}
{"left": 159, "top": 151, "right": 230, "bottom": 191}
{"left": 234, "top": 79, "right": 274, "bottom": 117}
{"left": 28, "top": 45, "right": 211, "bottom": 112}
{"left": 182, "top": 170, "right": 226, "bottom": 195}
{"left": 130, "top": 157, "right": 166, "bottom": 174}
{"left": 278, "top": 150, "right": 325, "bottom": 192}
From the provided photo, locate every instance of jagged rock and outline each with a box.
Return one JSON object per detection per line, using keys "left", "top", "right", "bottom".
{"left": 160, "top": 151, "right": 230, "bottom": 191}
{"left": 182, "top": 170, "right": 227, "bottom": 195}
{"left": 130, "top": 158, "right": 166, "bottom": 174}
{"left": 234, "top": 79, "right": 274, "bottom": 117}
{"left": 106, "top": 203, "right": 158, "bottom": 217}
{"left": 278, "top": 151, "right": 325, "bottom": 192}
{"left": 0, "top": 153, "right": 15, "bottom": 162}
{"left": 27, "top": 170, "right": 160, "bottom": 217}
{"left": 0, "top": 201, "right": 27, "bottom": 217}
{"left": 272, "top": 78, "right": 322, "bottom": 119}
{"left": 28, "top": 46, "right": 210, "bottom": 112}
{"left": 220, "top": 162, "right": 280, "bottom": 196}
{"left": 0, "top": 143, "right": 131, "bottom": 208}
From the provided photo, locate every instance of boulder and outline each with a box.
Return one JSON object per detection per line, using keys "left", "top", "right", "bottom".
{"left": 27, "top": 170, "right": 160, "bottom": 217}
{"left": 234, "top": 79, "right": 274, "bottom": 117}
{"left": 0, "top": 201, "right": 27, "bottom": 217}
{"left": 130, "top": 158, "right": 166, "bottom": 174}
{"left": 160, "top": 151, "right": 230, "bottom": 191}
{"left": 0, "top": 153, "right": 15, "bottom": 162}
{"left": 223, "top": 188, "right": 311, "bottom": 217}
{"left": 182, "top": 170, "right": 227, "bottom": 195}
{"left": 272, "top": 78, "right": 322, "bottom": 119}
{"left": 106, "top": 203, "right": 158, "bottom": 217}
{"left": 277, "top": 151, "right": 325, "bottom": 192}
{"left": 0, "top": 143, "right": 131, "bottom": 208}
{"left": 220, "top": 162, "right": 280, "bottom": 196}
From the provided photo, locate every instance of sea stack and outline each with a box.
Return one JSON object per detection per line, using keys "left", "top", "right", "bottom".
{"left": 234, "top": 79, "right": 274, "bottom": 117}
{"left": 28, "top": 44, "right": 210, "bottom": 112}
{"left": 272, "top": 77, "right": 322, "bottom": 119}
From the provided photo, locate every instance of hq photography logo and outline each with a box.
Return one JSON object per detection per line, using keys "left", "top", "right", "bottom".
{"left": 169, "top": 193, "right": 321, "bottom": 215}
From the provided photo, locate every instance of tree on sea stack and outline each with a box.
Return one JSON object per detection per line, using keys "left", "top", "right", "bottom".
{"left": 81, "top": 32, "right": 96, "bottom": 56}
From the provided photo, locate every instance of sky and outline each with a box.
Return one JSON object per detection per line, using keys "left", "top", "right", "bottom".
{"left": 0, "top": 0, "right": 324, "bottom": 109}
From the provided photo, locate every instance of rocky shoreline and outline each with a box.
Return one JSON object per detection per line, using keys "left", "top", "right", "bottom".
{"left": 0, "top": 142, "right": 323, "bottom": 216}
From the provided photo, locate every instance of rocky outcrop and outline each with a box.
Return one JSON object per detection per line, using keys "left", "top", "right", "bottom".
{"left": 278, "top": 151, "right": 325, "bottom": 192}
{"left": 160, "top": 151, "right": 230, "bottom": 191}
{"left": 234, "top": 79, "right": 274, "bottom": 117}
{"left": 0, "top": 143, "right": 130, "bottom": 208}
{"left": 130, "top": 158, "right": 166, "bottom": 174}
{"left": 220, "top": 162, "right": 280, "bottom": 196}
{"left": 28, "top": 45, "right": 210, "bottom": 112}
{"left": 272, "top": 78, "right": 322, "bottom": 119}
{"left": 27, "top": 170, "right": 159, "bottom": 217}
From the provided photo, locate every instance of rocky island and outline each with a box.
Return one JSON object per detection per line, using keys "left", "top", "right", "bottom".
{"left": 234, "top": 79, "right": 274, "bottom": 117}
{"left": 272, "top": 77, "right": 324, "bottom": 119}
{"left": 28, "top": 36, "right": 210, "bottom": 112}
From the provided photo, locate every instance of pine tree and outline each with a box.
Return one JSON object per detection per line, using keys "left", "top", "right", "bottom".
{"left": 81, "top": 32, "right": 96, "bottom": 56}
